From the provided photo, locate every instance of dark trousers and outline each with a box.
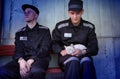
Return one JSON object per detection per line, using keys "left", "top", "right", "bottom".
{"left": 0, "top": 58, "right": 49, "bottom": 79}
{"left": 64, "top": 58, "right": 96, "bottom": 79}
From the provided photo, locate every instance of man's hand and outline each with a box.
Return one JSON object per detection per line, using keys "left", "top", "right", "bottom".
{"left": 18, "top": 58, "right": 30, "bottom": 78}
{"left": 60, "top": 50, "right": 67, "bottom": 56}
{"left": 71, "top": 49, "right": 87, "bottom": 56}
{"left": 27, "top": 59, "right": 34, "bottom": 68}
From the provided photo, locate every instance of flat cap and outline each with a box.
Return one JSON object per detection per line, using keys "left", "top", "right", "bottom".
{"left": 68, "top": 0, "right": 83, "bottom": 11}
{"left": 22, "top": 4, "right": 39, "bottom": 15}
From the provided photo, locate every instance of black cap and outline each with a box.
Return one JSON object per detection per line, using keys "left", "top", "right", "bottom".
{"left": 68, "top": 0, "right": 83, "bottom": 11}
{"left": 22, "top": 4, "right": 39, "bottom": 15}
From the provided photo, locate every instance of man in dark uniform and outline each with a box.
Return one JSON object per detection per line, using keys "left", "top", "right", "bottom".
{"left": 0, "top": 4, "right": 51, "bottom": 79}
{"left": 52, "top": 0, "right": 99, "bottom": 79}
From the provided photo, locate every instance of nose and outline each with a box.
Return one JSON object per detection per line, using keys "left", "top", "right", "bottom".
{"left": 73, "top": 14, "right": 77, "bottom": 18}
{"left": 24, "top": 12, "right": 28, "bottom": 16}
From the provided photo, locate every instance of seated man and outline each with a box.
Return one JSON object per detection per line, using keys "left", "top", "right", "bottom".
{"left": 52, "top": 0, "right": 99, "bottom": 79}
{"left": 0, "top": 4, "right": 51, "bottom": 79}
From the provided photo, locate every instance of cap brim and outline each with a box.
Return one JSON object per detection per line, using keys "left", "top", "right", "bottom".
{"left": 69, "top": 8, "right": 82, "bottom": 11}
{"left": 22, "top": 4, "right": 39, "bottom": 15}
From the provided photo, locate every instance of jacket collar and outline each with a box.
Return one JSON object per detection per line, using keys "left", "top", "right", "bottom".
{"left": 26, "top": 23, "right": 39, "bottom": 31}
{"left": 69, "top": 18, "right": 83, "bottom": 29}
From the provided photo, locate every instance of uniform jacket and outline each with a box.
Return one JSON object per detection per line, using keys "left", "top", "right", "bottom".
{"left": 52, "top": 18, "right": 99, "bottom": 64}
{"left": 13, "top": 23, "right": 51, "bottom": 61}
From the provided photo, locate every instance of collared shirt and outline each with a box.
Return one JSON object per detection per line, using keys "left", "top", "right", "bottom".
{"left": 13, "top": 23, "right": 51, "bottom": 61}
{"left": 52, "top": 18, "right": 98, "bottom": 57}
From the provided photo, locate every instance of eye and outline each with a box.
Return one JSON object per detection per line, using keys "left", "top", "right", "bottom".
{"left": 24, "top": 10, "right": 34, "bottom": 15}
{"left": 76, "top": 12, "right": 80, "bottom": 15}
{"left": 24, "top": 11, "right": 30, "bottom": 14}
{"left": 70, "top": 12, "right": 74, "bottom": 15}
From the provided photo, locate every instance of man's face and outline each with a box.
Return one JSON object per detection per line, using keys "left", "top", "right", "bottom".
{"left": 24, "top": 8, "right": 38, "bottom": 22}
{"left": 68, "top": 10, "right": 83, "bottom": 25}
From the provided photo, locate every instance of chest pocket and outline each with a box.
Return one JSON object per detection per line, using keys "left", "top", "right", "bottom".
{"left": 64, "top": 33, "right": 72, "bottom": 38}
{"left": 19, "top": 36, "right": 27, "bottom": 41}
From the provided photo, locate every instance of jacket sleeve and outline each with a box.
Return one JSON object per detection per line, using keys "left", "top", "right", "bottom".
{"left": 31, "top": 29, "right": 51, "bottom": 60}
{"left": 13, "top": 32, "right": 25, "bottom": 61}
{"left": 52, "top": 26, "right": 64, "bottom": 54}
{"left": 86, "top": 27, "right": 99, "bottom": 56}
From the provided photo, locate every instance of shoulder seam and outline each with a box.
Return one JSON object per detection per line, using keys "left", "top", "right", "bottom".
{"left": 39, "top": 25, "right": 49, "bottom": 29}
{"left": 17, "top": 27, "right": 26, "bottom": 32}
{"left": 57, "top": 22, "right": 69, "bottom": 29}
{"left": 83, "top": 23, "right": 94, "bottom": 29}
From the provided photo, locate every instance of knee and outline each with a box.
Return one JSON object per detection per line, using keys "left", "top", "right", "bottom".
{"left": 71, "top": 60, "right": 80, "bottom": 65}
{"left": 81, "top": 57, "right": 96, "bottom": 79}
{"left": 29, "top": 67, "right": 46, "bottom": 78}
{"left": 0, "top": 67, "right": 9, "bottom": 78}
{"left": 0, "top": 66, "right": 20, "bottom": 79}
{"left": 70, "top": 60, "right": 80, "bottom": 65}
{"left": 0, "top": 67, "right": 7, "bottom": 75}
{"left": 80, "top": 57, "right": 95, "bottom": 70}
{"left": 65, "top": 60, "right": 80, "bottom": 74}
{"left": 80, "top": 57, "right": 92, "bottom": 65}
{"left": 33, "top": 69, "right": 45, "bottom": 76}
{"left": 66, "top": 60, "right": 80, "bottom": 68}
{"left": 31, "top": 68, "right": 45, "bottom": 74}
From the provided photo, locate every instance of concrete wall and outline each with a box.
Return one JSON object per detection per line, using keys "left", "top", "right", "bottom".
{"left": 1, "top": 0, "right": 120, "bottom": 79}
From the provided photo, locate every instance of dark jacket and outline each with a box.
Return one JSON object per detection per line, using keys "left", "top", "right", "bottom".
{"left": 52, "top": 18, "right": 99, "bottom": 64}
{"left": 13, "top": 23, "right": 51, "bottom": 61}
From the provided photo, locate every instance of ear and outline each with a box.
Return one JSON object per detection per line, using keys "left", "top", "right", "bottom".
{"left": 35, "top": 14, "right": 39, "bottom": 19}
{"left": 68, "top": 11, "right": 71, "bottom": 17}
{"left": 81, "top": 9, "right": 84, "bottom": 15}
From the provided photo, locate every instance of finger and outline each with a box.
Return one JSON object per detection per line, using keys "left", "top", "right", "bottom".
{"left": 21, "top": 67, "right": 28, "bottom": 75}
{"left": 22, "top": 67, "right": 28, "bottom": 73}
{"left": 20, "top": 70, "right": 28, "bottom": 78}
{"left": 62, "top": 53, "right": 65, "bottom": 56}
{"left": 20, "top": 70, "right": 25, "bottom": 77}
{"left": 26, "top": 64, "right": 30, "bottom": 72}
{"left": 61, "top": 52, "right": 66, "bottom": 56}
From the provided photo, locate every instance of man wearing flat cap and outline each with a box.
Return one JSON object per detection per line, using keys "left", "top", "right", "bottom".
{"left": 0, "top": 4, "right": 51, "bottom": 79}
{"left": 52, "top": 0, "right": 98, "bottom": 79}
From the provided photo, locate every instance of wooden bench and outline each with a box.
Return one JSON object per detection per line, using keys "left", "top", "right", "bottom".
{"left": 0, "top": 45, "right": 63, "bottom": 77}
{"left": 0, "top": 45, "right": 15, "bottom": 56}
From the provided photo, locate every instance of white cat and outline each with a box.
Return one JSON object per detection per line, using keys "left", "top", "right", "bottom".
{"left": 64, "top": 44, "right": 75, "bottom": 54}
{"left": 64, "top": 44, "right": 87, "bottom": 54}
{"left": 74, "top": 44, "right": 87, "bottom": 50}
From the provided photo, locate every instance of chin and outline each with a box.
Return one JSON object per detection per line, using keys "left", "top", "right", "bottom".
{"left": 25, "top": 19, "right": 31, "bottom": 22}
{"left": 73, "top": 21, "right": 79, "bottom": 24}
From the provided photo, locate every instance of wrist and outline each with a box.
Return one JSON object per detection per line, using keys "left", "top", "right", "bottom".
{"left": 27, "top": 59, "right": 34, "bottom": 64}
{"left": 60, "top": 50, "right": 67, "bottom": 56}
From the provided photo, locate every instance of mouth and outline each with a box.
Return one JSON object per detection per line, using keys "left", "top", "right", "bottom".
{"left": 73, "top": 19, "right": 78, "bottom": 22}
{"left": 25, "top": 16, "right": 29, "bottom": 18}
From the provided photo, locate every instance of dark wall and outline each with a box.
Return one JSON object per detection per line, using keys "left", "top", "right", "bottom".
{"left": 0, "top": 0, "right": 3, "bottom": 44}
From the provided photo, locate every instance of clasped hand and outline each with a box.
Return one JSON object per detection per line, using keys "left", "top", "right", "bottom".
{"left": 18, "top": 59, "right": 34, "bottom": 78}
